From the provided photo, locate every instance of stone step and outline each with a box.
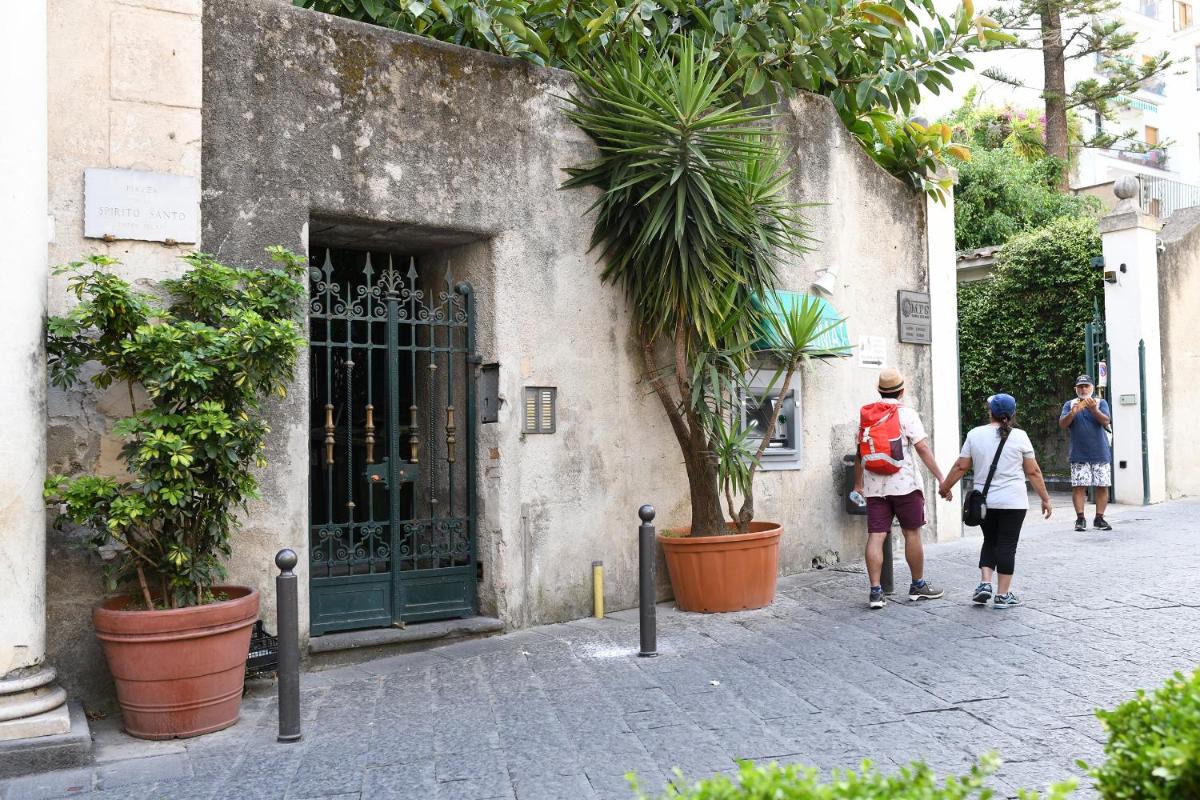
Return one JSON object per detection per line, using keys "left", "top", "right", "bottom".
{"left": 0, "top": 702, "right": 92, "bottom": 780}
{"left": 304, "top": 616, "right": 505, "bottom": 670}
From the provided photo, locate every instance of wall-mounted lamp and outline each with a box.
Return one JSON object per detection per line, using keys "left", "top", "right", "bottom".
{"left": 811, "top": 264, "right": 840, "bottom": 296}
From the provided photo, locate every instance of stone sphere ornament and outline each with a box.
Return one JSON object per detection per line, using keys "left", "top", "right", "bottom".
{"left": 1114, "top": 175, "right": 1139, "bottom": 200}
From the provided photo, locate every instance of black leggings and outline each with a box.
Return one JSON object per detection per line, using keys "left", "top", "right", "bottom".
{"left": 979, "top": 509, "right": 1027, "bottom": 575}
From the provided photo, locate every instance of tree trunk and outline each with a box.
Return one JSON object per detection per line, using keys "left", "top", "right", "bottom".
{"left": 1040, "top": 0, "right": 1070, "bottom": 189}
{"left": 683, "top": 429, "right": 727, "bottom": 538}
{"left": 639, "top": 333, "right": 727, "bottom": 538}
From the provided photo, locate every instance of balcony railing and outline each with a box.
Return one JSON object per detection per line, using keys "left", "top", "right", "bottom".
{"left": 1141, "top": 175, "right": 1200, "bottom": 218}
{"left": 1139, "top": 75, "right": 1168, "bottom": 96}
{"left": 1115, "top": 148, "right": 1169, "bottom": 170}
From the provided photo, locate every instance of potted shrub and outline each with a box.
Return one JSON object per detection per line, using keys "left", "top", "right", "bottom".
{"left": 563, "top": 38, "right": 848, "bottom": 612}
{"left": 44, "top": 248, "right": 305, "bottom": 739}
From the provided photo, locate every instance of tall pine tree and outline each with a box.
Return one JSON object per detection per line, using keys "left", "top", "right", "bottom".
{"left": 983, "top": 0, "right": 1172, "bottom": 187}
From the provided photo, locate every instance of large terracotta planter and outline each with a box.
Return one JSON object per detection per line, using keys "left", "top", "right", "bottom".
{"left": 657, "top": 521, "right": 782, "bottom": 612}
{"left": 93, "top": 586, "right": 259, "bottom": 740}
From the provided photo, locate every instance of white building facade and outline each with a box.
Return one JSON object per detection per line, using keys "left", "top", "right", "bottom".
{"left": 924, "top": 0, "right": 1200, "bottom": 211}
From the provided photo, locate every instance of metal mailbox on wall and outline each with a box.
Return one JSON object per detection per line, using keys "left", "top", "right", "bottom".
{"left": 480, "top": 364, "right": 501, "bottom": 423}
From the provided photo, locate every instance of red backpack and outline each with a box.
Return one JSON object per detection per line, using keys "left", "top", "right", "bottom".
{"left": 859, "top": 402, "right": 905, "bottom": 475}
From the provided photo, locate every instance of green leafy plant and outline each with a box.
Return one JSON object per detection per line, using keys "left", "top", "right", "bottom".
{"left": 630, "top": 754, "right": 1077, "bottom": 798}
{"left": 956, "top": 215, "right": 1102, "bottom": 466}
{"left": 1083, "top": 668, "right": 1200, "bottom": 799}
{"left": 44, "top": 249, "right": 306, "bottom": 610}
{"left": 561, "top": 36, "right": 848, "bottom": 538}
{"left": 950, "top": 148, "right": 1099, "bottom": 252}
{"left": 940, "top": 95, "right": 1099, "bottom": 251}
{"left": 298, "top": 0, "right": 1014, "bottom": 197}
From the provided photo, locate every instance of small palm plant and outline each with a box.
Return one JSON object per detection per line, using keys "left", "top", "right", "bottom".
{"left": 44, "top": 248, "right": 306, "bottom": 609}
{"left": 563, "top": 37, "right": 848, "bottom": 537}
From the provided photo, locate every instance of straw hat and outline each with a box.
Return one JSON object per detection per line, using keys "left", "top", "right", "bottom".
{"left": 877, "top": 368, "right": 905, "bottom": 393}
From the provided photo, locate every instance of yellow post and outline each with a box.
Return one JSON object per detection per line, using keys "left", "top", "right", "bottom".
{"left": 592, "top": 561, "right": 604, "bottom": 618}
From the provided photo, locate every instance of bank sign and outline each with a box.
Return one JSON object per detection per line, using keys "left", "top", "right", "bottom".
{"left": 898, "top": 290, "right": 931, "bottom": 345}
{"left": 754, "top": 291, "right": 852, "bottom": 357}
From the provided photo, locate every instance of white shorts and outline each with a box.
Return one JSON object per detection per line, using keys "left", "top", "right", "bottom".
{"left": 1070, "top": 461, "right": 1111, "bottom": 488}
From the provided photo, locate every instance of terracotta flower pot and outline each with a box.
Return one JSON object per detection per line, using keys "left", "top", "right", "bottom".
{"left": 93, "top": 586, "right": 259, "bottom": 740}
{"left": 657, "top": 521, "right": 782, "bottom": 613}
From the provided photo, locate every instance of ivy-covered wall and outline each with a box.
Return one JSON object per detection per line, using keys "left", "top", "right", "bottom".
{"left": 957, "top": 216, "right": 1103, "bottom": 473}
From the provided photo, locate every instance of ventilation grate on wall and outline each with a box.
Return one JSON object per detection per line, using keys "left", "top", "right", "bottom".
{"left": 523, "top": 386, "right": 556, "bottom": 434}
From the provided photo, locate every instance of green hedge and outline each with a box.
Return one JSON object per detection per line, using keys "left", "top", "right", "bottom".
{"left": 1085, "top": 668, "right": 1200, "bottom": 799}
{"left": 953, "top": 149, "right": 1098, "bottom": 252}
{"left": 957, "top": 215, "right": 1102, "bottom": 463}
{"left": 632, "top": 754, "right": 1076, "bottom": 799}
{"left": 626, "top": 668, "right": 1200, "bottom": 799}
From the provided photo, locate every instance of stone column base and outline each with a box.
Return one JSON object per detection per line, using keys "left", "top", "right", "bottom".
{"left": 0, "top": 702, "right": 92, "bottom": 779}
{"left": 0, "top": 667, "right": 69, "bottom": 742}
{"left": 0, "top": 666, "right": 92, "bottom": 778}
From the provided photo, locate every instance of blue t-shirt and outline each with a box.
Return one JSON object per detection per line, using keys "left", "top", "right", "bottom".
{"left": 1060, "top": 398, "right": 1112, "bottom": 463}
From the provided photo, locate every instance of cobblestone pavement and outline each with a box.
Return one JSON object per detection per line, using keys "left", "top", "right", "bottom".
{"left": 6, "top": 496, "right": 1200, "bottom": 800}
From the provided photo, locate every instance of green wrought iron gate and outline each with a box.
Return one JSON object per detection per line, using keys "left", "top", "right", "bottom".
{"left": 1084, "top": 298, "right": 1113, "bottom": 501}
{"left": 308, "top": 248, "right": 478, "bottom": 636}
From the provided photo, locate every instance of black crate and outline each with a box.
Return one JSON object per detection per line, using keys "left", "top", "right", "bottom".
{"left": 246, "top": 620, "right": 279, "bottom": 677}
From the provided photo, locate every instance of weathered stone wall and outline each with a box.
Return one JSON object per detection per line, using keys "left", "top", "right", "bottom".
{"left": 43, "top": 0, "right": 945, "bottom": 708}
{"left": 201, "top": 0, "right": 939, "bottom": 631}
{"left": 1159, "top": 207, "right": 1200, "bottom": 499}
{"left": 44, "top": 0, "right": 204, "bottom": 709}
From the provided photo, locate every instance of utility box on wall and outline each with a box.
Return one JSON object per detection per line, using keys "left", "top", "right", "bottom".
{"left": 523, "top": 387, "right": 556, "bottom": 434}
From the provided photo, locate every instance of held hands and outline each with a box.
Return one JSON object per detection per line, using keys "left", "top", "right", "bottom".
{"left": 938, "top": 481, "right": 953, "bottom": 501}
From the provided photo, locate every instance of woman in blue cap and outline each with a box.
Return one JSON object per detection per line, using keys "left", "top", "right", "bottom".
{"left": 939, "top": 394, "right": 1053, "bottom": 607}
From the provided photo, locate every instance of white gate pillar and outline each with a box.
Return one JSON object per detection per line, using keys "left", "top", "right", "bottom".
{"left": 927, "top": 182, "right": 962, "bottom": 540}
{"left": 1100, "top": 177, "right": 1166, "bottom": 505}
{"left": 0, "top": 2, "right": 89, "bottom": 772}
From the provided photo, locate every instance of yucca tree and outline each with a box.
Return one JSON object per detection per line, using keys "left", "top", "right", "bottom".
{"left": 563, "top": 37, "right": 847, "bottom": 537}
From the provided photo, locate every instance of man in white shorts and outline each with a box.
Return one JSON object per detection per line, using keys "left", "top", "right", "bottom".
{"left": 1058, "top": 374, "right": 1112, "bottom": 531}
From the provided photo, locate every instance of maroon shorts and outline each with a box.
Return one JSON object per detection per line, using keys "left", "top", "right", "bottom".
{"left": 866, "top": 490, "right": 926, "bottom": 533}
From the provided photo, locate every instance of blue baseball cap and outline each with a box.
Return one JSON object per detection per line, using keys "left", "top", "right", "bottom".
{"left": 988, "top": 393, "right": 1017, "bottom": 417}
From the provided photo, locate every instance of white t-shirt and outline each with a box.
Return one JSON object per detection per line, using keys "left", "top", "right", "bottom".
{"left": 861, "top": 400, "right": 928, "bottom": 498}
{"left": 959, "top": 424, "right": 1036, "bottom": 510}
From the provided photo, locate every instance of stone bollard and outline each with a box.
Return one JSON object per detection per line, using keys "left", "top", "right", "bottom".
{"left": 275, "top": 549, "right": 301, "bottom": 743}
{"left": 638, "top": 506, "right": 657, "bottom": 657}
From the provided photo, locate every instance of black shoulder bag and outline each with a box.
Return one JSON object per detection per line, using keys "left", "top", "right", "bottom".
{"left": 963, "top": 428, "right": 1010, "bottom": 527}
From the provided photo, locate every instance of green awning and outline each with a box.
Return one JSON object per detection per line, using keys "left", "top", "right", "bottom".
{"left": 753, "top": 290, "right": 851, "bottom": 356}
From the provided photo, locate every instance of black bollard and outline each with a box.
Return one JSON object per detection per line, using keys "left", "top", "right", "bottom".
{"left": 638, "top": 505, "right": 657, "bottom": 657}
{"left": 275, "top": 548, "right": 301, "bottom": 743}
{"left": 881, "top": 532, "right": 894, "bottom": 595}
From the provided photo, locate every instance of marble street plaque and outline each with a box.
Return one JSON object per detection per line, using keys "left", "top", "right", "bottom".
{"left": 84, "top": 168, "right": 199, "bottom": 244}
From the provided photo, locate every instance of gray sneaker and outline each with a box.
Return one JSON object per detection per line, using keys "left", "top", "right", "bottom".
{"left": 972, "top": 582, "right": 993, "bottom": 605}
{"left": 908, "top": 580, "right": 944, "bottom": 602}
{"left": 993, "top": 592, "right": 1021, "bottom": 608}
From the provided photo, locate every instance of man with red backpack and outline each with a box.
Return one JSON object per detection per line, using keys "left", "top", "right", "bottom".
{"left": 853, "top": 368, "right": 948, "bottom": 609}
